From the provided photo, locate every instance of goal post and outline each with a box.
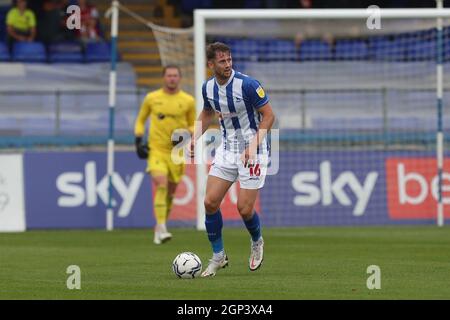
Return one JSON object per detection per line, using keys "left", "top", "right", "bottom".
{"left": 106, "top": 0, "right": 119, "bottom": 231}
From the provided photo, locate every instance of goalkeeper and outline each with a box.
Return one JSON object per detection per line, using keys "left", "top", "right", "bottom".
{"left": 134, "top": 65, "right": 196, "bottom": 245}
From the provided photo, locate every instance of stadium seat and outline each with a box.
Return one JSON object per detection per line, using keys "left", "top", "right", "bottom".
{"left": 299, "top": 40, "right": 333, "bottom": 61}
{"left": 369, "top": 37, "right": 406, "bottom": 61}
{"left": 48, "top": 41, "right": 84, "bottom": 63}
{"left": 264, "top": 39, "right": 298, "bottom": 61}
{"left": 85, "top": 41, "right": 111, "bottom": 62}
{"left": 334, "top": 40, "right": 369, "bottom": 60}
{"left": 0, "top": 42, "right": 10, "bottom": 61}
{"left": 232, "top": 39, "right": 261, "bottom": 61}
{"left": 12, "top": 41, "right": 47, "bottom": 62}
{"left": 406, "top": 40, "right": 436, "bottom": 61}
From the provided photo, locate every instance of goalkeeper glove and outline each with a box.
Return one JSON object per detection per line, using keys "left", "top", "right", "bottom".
{"left": 135, "top": 137, "right": 149, "bottom": 159}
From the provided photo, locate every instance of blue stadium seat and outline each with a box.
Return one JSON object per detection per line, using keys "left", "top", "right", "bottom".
{"left": 369, "top": 37, "right": 406, "bottom": 61}
{"left": 299, "top": 40, "right": 332, "bottom": 61}
{"left": 406, "top": 40, "right": 436, "bottom": 61}
{"left": 232, "top": 39, "right": 261, "bottom": 61}
{"left": 12, "top": 41, "right": 47, "bottom": 62}
{"left": 335, "top": 40, "right": 368, "bottom": 60}
{"left": 48, "top": 41, "right": 84, "bottom": 63}
{"left": 85, "top": 41, "right": 111, "bottom": 62}
{"left": 264, "top": 39, "right": 298, "bottom": 61}
{"left": 443, "top": 26, "right": 450, "bottom": 62}
{"left": 0, "top": 42, "right": 10, "bottom": 61}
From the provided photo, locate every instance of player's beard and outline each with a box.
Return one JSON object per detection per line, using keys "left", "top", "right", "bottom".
{"left": 218, "top": 69, "right": 231, "bottom": 81}
{"left": 166, "top": 82, "right": 179, "bottom": 91}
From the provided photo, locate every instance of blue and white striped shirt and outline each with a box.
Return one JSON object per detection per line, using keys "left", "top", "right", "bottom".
{"left": 202, "top": 69, "right": 270, "bottom": 154}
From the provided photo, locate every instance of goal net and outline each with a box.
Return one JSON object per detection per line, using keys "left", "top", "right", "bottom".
{"left": 148, "top": 9, "right": 450, "bottom": 228}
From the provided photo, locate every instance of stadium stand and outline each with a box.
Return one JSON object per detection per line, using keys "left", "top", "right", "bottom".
{"left": 0, "top": 62, "right": 138, "bottom": 146}
{"left": 0, "top": 40, "right": 9, "bottom": 60}
{"left": 48, "top": 41, "right": 84, "bottom": 63}
{"left": 97, "top": 0, "right": 183, "bottom": 89}
{"left": 265, "top": 39, "right": 298, "bottom": 61}
{"left": 85, "top": 41, "right": 111, "bottom": 62}
{"left": 369, "top": 37, "right": 407, "bottom": 61}
{"left": 1, "top": 0, "right": 448, "bottom": 148}
{"left": 12, "top": 41, "right": 46, "bottom": 62}
{"left": 334, "top": 40, "right": 369, "bottom": 60}
{"left": 406, "top": 39, "right": 437, "bottom": 61}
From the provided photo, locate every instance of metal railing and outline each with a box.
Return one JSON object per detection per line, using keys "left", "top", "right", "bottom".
{"left": 0, "top": 87, "right": 447, "bottom": 149}
{"left": 0, "top": 87, "right": 150, "bottom": 148}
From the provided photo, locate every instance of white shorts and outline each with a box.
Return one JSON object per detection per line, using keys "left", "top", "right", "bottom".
{"left": 208, "top": 147, "right": 268, "bottom": 190}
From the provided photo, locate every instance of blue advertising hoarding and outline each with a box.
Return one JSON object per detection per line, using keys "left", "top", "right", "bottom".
{"left": 24, "top": 151, "right": 153, "bottom": 229}
{"left": 21, "top": 150, "right": 449, "bottom": 229}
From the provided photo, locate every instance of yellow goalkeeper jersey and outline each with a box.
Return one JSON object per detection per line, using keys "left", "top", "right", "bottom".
{"left": 134, "top": 88, "right": 196, "bottom": 153}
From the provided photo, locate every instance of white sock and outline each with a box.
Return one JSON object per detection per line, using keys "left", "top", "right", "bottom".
{"left": 156, "top": 223, "right": 167, "bottom": 233}
{"left": 213, "top": 250, "right": 225, "bottom": 261}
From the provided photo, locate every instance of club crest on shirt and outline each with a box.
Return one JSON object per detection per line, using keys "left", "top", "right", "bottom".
{"left": 256, "top": 86, "right": 265, "bottom": 98}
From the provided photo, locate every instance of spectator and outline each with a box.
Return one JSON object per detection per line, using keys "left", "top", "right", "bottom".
{"left": 77, "top": 0, "right": 100, "bottom": 43}
{"left": 6, "top": 0, "right": 36, "bottom": 49}
{"left": 37, "top": 0, "right": 65, "bottom": 45}
{"left": 299, "top": 0, "right": 313, "bottom": 8}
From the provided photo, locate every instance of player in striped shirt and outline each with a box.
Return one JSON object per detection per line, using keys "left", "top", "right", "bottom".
{"left": 189, "top": 42, "right": 276, "bottom": 277}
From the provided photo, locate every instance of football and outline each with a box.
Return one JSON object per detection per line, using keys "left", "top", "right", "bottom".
{"left": 172, "top": 252, "right": 202, "bottom": 279}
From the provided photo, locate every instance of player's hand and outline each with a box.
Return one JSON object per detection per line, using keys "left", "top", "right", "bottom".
{"left": 241, "top": 145, "right": 257, "bottom": 168}
{"left": 135, "top": 136, "right": 149, "bottom": 159}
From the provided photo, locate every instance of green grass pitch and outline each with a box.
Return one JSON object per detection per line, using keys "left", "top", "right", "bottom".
{"left": 0, "top": 226, "right": 449, "bottom": 299}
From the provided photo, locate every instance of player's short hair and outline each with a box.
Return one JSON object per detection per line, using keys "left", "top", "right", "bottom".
{"left": 206, "top": 42, "right": 231, "bottom": 61}
{"left": 162, "top": 65, "right": 182, "bottom": 77}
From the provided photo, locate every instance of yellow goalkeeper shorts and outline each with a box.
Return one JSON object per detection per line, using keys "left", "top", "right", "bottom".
{"left": 147, "top": 149, "right": 185, "bottom": 184}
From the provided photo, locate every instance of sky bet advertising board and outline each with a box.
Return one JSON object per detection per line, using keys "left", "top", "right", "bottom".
{"left": 0, "top": 150, "right": 448, "bottom": 231}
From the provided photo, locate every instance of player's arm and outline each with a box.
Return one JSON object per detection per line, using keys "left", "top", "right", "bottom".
{"left": 246, "top": 102, "right": 275, "bottom": 159}
{"left": 242, "top": 79, "right": 275, "bottom": 164}
{"left": 134, "top": 95, "right": 151, "bottom": 159}
{"left": 188, "top": 108, "right": 215, "bottom": 157}
{"left": 28, "top": 11, "right": 37, "bottom": 41}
